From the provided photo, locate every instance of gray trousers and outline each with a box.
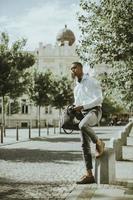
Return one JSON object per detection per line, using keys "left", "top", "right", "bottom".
{"left": 62, "top": 108, "right": 102, "bottom": 170}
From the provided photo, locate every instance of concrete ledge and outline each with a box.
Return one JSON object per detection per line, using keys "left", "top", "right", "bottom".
{"left": 116, "top": 179, "right": 133, "bottom": 187}
{"left": 95, "top": 148, "right": 115, "bottom": 184}
{"left": 66, "top": 185, "right": 96, "bottom": 200}
{"left": 66, "top": 184, "right": 133, "bottom": 200}
{"left": 127, "top": 136, "right": 133, "bottom": 146}
{"left": 113, "top": 121, "right": 133, "bottom": 160}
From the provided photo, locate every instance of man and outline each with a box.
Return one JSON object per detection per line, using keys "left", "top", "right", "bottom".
{"left": 62, "top": 62, "right": 105, "bottom": 184}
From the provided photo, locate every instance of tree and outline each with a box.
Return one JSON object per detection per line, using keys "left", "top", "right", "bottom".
{"left": 102, "top": 96, "right": 124, "bottom": 125}
{"left": 51, "top": 76, "right": 73, "bottom": 109}
{"left": 29, "top": 70, "right": 54, "bottom": 135}
{"left": 77, "top": 0, "right": 133, "bottom": 111}
{"left": 7, "top": 100, "right": 20, "bottom": 115}
{"left": 51, "top": 76, "right": 73, "bottom": 132}
{"left": 0, "top": 32, "right": 35, "bottom": 128}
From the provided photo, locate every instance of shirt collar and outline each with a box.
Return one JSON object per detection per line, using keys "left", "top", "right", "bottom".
{"left": 76, "top": 73, "right": 89, "bottom": 83}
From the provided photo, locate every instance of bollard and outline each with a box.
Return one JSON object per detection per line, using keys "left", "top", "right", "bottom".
{"left": 59, "top": 125, "right": 61, "bottom": 134}
{"left": 54, "top": 125, "right": 56, "bottom": 134}
{"left": 29, "top": 122, "right": 31, "bottom": 139}
{"left": 114, "top": 138, "right": 123, "bottom": 161}
{"left": 16, "top": 122, "right": 19, "bottom": 141}
{"left": 0, "top": 124, "right": 3, "bottom": 143}
{"left": 38, "top": 122, "right": 41, "bottom": 137}
{"left": 47, "top": 123, "right": 49, "bottom": 135}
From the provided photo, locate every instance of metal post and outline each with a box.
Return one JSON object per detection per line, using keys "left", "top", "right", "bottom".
{"left": 54, "top": 124, "right": 56, "bottom": 134}
{"left": 47, "top": 123, "right": 49, "bottom": 135}
{"left": 38, "top": 106, "right": 41, "bottom": 137}
{"left": 29, "top": 122, "right": 31, "bottom": 139}
{"left": 16, "top": 122, "right": 19, "bottom": 141}
{"left": 0, "top": 124, "right": 3, "bottom": 143}
{"left": 38, "top": 122, "right": 41, "bottom": 137}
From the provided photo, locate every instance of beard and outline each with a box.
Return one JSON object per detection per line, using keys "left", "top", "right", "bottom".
{"left": 71, "top": 72, "right": 75, "bottom": 79}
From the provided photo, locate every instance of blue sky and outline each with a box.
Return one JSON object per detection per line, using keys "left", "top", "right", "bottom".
{"left": 0, "top": 0, "right": 81, "bottom": 50}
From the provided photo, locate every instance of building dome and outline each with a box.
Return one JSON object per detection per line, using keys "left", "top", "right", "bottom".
{"left": 56, "top": 25, "right": 75, "bottom": 46}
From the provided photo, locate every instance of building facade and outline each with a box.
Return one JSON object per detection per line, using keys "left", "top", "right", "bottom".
{"left": 0, "top": 26, "right": 80, "bottom": 128}
{"left": 0, "top": 25, "right": 109, "bottom": 128}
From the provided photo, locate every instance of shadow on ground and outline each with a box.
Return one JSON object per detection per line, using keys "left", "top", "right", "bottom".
{"left": 31, "top": 137, "right": 80, "bottom": 143}
{"left": 0, "top": 181, "right": 74, "bottom": 200}
{"left": 0, "top": 148, "right": 82, "bottom": 163}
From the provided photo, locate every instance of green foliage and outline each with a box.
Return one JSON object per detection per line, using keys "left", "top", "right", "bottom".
{"left": 77, "top": 0, "right": 133, "bottom": 65}
{"left": 30, "top": 70, "right": 74, "bottom": 109}
{"left": 7, "top": 100, "right": 20, "bottom": 114}
{"left": 77, "top": 0, "right": 133, "bottom": 109}
{"left": 0, "top": 32, "right": 35, "bottom": 98}
{"left": 0, "top": 32, "right": 35, "bottom": 127}
{"left": 51, "top": 76, "right": 73, "bottom": 109}
{"left": 102, "top": 96, "right": 124, "bottom": 120}
{"left": 30, "top": 70, "right": 54, "bottom": 107}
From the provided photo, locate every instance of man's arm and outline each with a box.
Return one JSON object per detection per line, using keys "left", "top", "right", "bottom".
{"left": 82, "top": 78, "right": 103, "bottom": 110}
{"left": 73, "top": 106, "right": 84, "bottom": 112}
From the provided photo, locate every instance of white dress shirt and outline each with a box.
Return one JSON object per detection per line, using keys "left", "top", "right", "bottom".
{"left": 74, "top": 74, "right": 103, "bottom": 110}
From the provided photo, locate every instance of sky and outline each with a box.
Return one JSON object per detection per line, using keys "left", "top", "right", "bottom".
{"left": 0, "top": 0, "right": 81, "bottom": 50}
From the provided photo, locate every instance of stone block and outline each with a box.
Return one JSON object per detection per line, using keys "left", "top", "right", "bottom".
{"left": 122, "top": 146, "right": 133, "bottom": 161}
{"left": 113, "top": 139, "right": 123, "bottom": 161}
{"left": 127, "top": 136, "right": 133, "bottom": 146}
{"left": 116, "top": 161, "right": 133, "bottom": 179}
{"left": 130, "top": 127, "right": 133, "bottom": 136}
{"left": 95, "top": 148, "right": 115, "bottom": 184}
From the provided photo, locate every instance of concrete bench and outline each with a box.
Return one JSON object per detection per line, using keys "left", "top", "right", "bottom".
{"left": 95, "top": 147, "right": 115, "bottom": 184}
{"left": 94, "top": 121, "right": 133, "bottom": 185}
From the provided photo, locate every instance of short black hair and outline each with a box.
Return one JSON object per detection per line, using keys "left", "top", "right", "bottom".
{"left": 71, "top": 62, "right": 83, "bottom": 68}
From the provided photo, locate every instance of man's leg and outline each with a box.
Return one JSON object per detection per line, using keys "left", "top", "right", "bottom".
{"left": 79, "top": 110, "right": 99, "bottom": 143}
{"left": 77, "top": 110, "right": 104, "bottom": 184}
{"left": 79, "top": 110, "right": 105, "bottom": 157}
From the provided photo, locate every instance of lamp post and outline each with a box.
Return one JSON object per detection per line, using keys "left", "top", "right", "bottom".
{"left": 0, "top": 97, "right": 4, "bottom": 143}
{"left": 0, "top": 96, "right": 5, "bottom": 136}
{"left": 0, "top": 97, "right": 2, "bottom": 123}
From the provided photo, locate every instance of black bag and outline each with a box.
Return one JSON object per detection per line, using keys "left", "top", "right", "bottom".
{"left": 62, "top": 105, "right": 84, "bottom": 131}
{"left": 67, "top": 105, "right": 84, "bottom": 121}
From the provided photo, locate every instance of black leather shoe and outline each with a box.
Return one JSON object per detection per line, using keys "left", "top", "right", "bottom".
{"left": 76, "top": 176, "right": 95, "bottom": 184}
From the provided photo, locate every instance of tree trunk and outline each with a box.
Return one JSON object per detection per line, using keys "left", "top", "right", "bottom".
{"left": 38, "top": 105, "right": 41, "bottom": 137}
{"left": 59, "top": 108, "right": 62, "bottom": 134}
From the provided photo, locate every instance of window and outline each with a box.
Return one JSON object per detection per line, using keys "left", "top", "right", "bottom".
{"left": 45, "top": 106, "right": 52, "bottom": 114}
{"left": 49, "top": 106, "right": 52, "bottom": 114}
{"left": 21, "top": 122, "right": 28, "bottom": 128}
{"left": 45, "top": 106, "right": 48, "bottom": 114}
{"left": 21, "top": 99, "right": 28, "bottom": 114}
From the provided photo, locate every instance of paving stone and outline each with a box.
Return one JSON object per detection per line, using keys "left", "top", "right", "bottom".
{"left": 0, "top": 135, "right": 84, "bottom": 199}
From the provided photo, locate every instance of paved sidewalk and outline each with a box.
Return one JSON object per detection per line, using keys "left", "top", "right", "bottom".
{"left": 66, "top": 184, "right": 133, "bottom": 200}
{"left": 0, "top": 127, "right": 133, "bottom": 199}
{"left": 0, "top": 134, "right": 84, "bottom": 199}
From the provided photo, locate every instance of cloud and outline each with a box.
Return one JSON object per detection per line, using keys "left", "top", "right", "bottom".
{"left": 0, "top": 1, "right": 80, "bottom": 50}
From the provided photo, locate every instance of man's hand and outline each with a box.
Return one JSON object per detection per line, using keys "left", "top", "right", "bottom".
{"left": 73, "top": 106, "right": 83, "bottom": 112}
